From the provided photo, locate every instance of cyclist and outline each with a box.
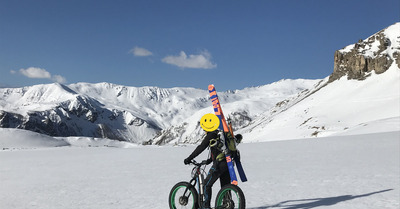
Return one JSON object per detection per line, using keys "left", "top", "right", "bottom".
{"left": 183, "top": 114, "right": 242, "bottom": 209}
{"left": 184, "top": 130, "right": 229, "bottom": 209}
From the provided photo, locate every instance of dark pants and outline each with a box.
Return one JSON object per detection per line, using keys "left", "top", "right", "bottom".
{"left": 203, "top": 160, "right": 230, "bottom": 208}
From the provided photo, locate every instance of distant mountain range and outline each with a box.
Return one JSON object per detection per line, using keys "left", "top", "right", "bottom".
{"left": 1, "top": 22, "right": 399, "bottom": 144}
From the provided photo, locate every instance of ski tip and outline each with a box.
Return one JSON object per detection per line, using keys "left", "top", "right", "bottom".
{"left": 208, "top": 84, "right": 215, "bottom": 91}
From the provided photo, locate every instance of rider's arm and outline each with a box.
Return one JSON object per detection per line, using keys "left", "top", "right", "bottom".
{"left": 185, "top": 132, "right": 214, "bottom": 161}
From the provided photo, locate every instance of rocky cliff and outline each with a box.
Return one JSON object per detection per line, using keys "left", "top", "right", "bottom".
{"left": 330, "top": 22, "right": 400, "bottom": 82}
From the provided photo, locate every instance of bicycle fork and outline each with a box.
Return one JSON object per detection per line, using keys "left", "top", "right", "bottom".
{"left": 198, "top": 175, "right": 205, "bottom": 203}
{"left": 187, "top": 175, "right": 205, "bottom": 208}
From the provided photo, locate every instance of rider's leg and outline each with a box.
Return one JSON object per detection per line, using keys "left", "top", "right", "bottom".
{"left": 219, "top": 169, "right": 230, "bottom": 187}
{"left": 203, "top": 165, "right": 219, "bottom": 208}
{"left": 203, "top": 161, "right": 228, "bottom": 208}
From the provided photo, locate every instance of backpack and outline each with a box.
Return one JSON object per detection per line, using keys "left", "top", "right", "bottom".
{"left": 210, "top": 131, "right": 242, "bottom": 161}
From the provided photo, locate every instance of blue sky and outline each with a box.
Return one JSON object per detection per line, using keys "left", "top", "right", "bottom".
{"left": 0, "top": 0, "right": 399, "bottom": 91}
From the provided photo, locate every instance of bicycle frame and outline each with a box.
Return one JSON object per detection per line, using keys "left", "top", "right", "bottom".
{"left": 184, "top": 160, "right": 207, "bottom": 207}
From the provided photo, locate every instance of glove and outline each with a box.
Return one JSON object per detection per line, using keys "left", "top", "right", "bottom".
{"left": 184, "top": 158, "right": 191, "bottom": 165}
{"left": 235, "top": 134, "right": 243, "bottom": 143}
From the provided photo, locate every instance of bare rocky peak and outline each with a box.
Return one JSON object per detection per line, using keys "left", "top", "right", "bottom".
{"left": 330, "top": 22, "right": 400, "bottom": 82}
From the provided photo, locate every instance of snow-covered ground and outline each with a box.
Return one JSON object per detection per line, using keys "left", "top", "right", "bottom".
{"left": 0, "top": 128, "right": 398, "bottom": 209}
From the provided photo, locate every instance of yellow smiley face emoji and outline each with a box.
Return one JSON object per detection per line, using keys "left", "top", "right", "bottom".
{"left": 200, "top": 113, "right": 220, "bottom": 132}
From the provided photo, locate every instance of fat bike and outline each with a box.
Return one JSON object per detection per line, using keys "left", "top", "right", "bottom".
{"left": 169, "top": 160, "right": 245, "bottom": 209}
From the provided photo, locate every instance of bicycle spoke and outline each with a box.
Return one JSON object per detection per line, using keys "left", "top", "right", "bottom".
{"left": 171, "top": 185, "right": 196, "bottom": 209}
{"left": 215, "top": 185, "right": 245, "bottom": 209}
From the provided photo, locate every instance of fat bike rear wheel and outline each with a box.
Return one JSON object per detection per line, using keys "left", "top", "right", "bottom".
{"left": 215, "top": 184, "right": 245, "bottom": 209}
{"left": 169, "top": 181, "right": 199, "bottom": 209}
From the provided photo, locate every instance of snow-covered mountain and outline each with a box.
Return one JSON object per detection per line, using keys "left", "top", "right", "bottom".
{"left": 241, "top": 22, "right": 400, "bottom": 141}
{"left": 0, "top": 23, "right": 399, "bottom": 144}
{"left": 0, "top": 79, "right": 317, "bottom": 143}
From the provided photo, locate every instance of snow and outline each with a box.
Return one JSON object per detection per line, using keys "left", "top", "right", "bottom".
{"left": 339, "top": 22, "right": 400, "bottom": 58}
{"left": 68, "top": 79, "right": 319, "bottom": 129}
{"left": 333, "top": 117, "right": 400, "bottom": 136}
{"left": 0, "top": 128, "right": 69, "bottom": 149}
{"left": 241, "top": 62, "right": 400, "bottom": 142}
{"left": 0, "top": 83, "right": 78, "bottom": 115}
{"left": 2, "top": 60, "right": 396, "bottom": 143}
{"left": 0, "top": 129, "right": 398, "bottom": 209}
{"left": 340, "top": 44, "right": 355, "bottom": 53}
{"left": 383, "top": 22, "right": 400, "bottom": 60}
{"left": 0, "top": 79, "right": 318, "bottom": 143}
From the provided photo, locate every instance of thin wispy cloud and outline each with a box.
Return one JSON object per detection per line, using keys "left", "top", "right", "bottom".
{"left": 52, "top": 75, "right": 67, "bottom": 84}
{"left": 130, "top": 46, "right": 153, "bottom": 57}
{"left": 162, "top": 50, "right": 217, "bottom": 69}
{"left": 11, "top": 67, "right": 67, "bottom": 84}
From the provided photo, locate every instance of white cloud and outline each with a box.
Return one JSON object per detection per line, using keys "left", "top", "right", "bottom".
{"left": 15, "top": 67, "right": 67, "bottom": 84}
{"left": 19, "top": 67, "right": 51, "bottom": 79}
{"left": 130, "top": 46, "right": 153, "bottom": 57}
{"left": 162, "top": 50, "right": 217, "bottom": 69}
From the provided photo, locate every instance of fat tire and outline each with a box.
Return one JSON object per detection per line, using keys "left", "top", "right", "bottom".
{"left": 169, "top": 181, "right": 199, "bottom": 209}
{"left": 215, "top": 184, "right": 245, "bottom": 209}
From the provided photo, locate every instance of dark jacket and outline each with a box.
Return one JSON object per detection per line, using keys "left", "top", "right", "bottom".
{"left": 187, "top": 131, "right": 224, "bottom": 162}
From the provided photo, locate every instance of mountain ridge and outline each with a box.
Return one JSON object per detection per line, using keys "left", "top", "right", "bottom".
{"left": 0, "top": 78, "right": 317, "bottom": 143}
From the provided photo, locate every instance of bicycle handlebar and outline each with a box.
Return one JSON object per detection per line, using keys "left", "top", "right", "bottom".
{"left": 190, "top": 160, "right": 209, "bottom": 166}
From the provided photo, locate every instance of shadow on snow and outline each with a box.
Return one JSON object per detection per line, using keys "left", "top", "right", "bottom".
{"left": 249, "top": 189, "right": 393, "bottom": 209}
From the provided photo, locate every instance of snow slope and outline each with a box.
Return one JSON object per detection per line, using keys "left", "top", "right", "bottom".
{"left": 0, "top": 128, "right": 69, "bottom": 149}
{"left": 0, "top": 129, "right": 398, "bottom": 209}
{"left": 0, "top": 128, "right": 139, "bottom": 149}
{"left": 241, "top": 63, "right": 400, "bottom": 142}
{"left": 239, "top": 22, "right": 400, "bottom": 142}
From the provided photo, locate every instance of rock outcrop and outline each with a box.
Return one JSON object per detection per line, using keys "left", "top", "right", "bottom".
{"left": 330, "top": 23, "right": 400, "bottom": 82}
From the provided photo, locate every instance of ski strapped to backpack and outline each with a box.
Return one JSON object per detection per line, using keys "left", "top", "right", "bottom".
{"left": 208, "top": 84, "right": 247, "bottom": 184}
{"left": 227, "top": 118, "right": 247, "bottom": 183}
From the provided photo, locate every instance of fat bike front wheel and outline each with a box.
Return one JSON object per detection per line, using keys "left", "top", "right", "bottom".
{"left": 215, "top": 184, "right": 245, "bottom": 209}
{"left": 169, "top": 181, "right": 199, "bottom": 209}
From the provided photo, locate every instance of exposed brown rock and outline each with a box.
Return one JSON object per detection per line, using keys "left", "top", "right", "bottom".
{"left": 329, "top": 29, "right": 396, "bottom": 82}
